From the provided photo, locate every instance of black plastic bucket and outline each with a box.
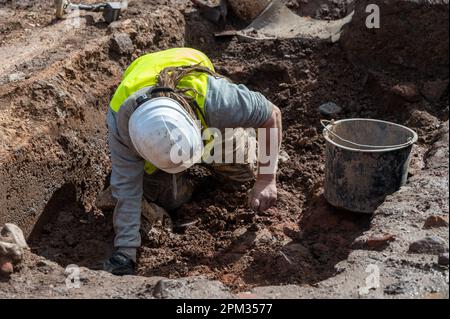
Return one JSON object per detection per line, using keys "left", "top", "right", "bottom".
{"left": 322, "top": 119, "right": 418, "bottom": 214}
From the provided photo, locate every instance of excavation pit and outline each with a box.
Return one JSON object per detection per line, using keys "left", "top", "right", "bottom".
{"left": 0, "top": 0, "right": 448, "bottom": 298}
{"left": 28, "top": 178, "right": 371, "bottom": 291}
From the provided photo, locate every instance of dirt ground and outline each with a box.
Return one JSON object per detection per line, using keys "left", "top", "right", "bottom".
{"left": 0, "top": 0, "right": 448, "bottom": 297}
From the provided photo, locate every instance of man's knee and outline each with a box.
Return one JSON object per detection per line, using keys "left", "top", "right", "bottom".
{"left": 143, "top": 171, "right": 193, "bottom": 210}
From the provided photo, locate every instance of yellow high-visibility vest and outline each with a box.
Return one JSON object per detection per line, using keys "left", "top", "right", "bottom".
{"left": 109, "top": 48, "right": 215, "bottom": 175}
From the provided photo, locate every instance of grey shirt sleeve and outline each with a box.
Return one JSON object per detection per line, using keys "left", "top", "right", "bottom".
{"left": 107, "top": 108, "right": 144, "bottom": 249}
{"left": 204, "top": 76, "right": 273, "bottom": 131}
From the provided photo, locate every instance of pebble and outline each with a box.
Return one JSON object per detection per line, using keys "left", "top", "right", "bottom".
{"left": 110, "top": 33, "right": 134, "bottom": 55}
{"left": 319, "top": 102, "right": 342, "bottom": 117}
{"left": 423, "top": 215, "right": 449, "bottom": 229}
{"left": 278, "top": 150, "right": 290, "bottom": 164}
{"left": 8, "top": 72, "right": 25, "bottom": 83}
{"left": 1, "top": 223, "right": 29, "bottom": 249}
{"left": 233, "top": 227, "right": 247, "bottom": 237}
{"left": 254, "top": 228, "right": 274, "bottom": 245}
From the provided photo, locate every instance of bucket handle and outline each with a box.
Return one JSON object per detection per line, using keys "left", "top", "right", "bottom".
{"left": 321, "top": 119, "right": 414, "bottom": 149}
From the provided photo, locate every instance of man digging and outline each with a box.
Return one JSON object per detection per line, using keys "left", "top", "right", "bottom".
{"left": 102, "top": 48, "right": 282, "bottom": 275}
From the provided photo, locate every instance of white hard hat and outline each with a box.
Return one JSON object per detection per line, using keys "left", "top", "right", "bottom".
{"left": 129, "top": 97, "right": 204, "bottom": 174}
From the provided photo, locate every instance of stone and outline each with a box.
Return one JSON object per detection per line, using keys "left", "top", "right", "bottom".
{"left": 0, "top": 224, "right": 29, "bottom": 274}
{"left": 366, "top": 233, "right": 396, "bottom": 250}
{"left": 408, "top": 235, "right": 449, "bottom": 255}
{"left": 438, "top": 253, "right": 449, "bottom": 266}
{"left": 0, "top": 241, "right": 22, "bottom": 262}
{"left": 145, "top": 227, "right": 166, "bottom": 246}
{"left": 0, "top": 223, "right": 29, "bottom": 249}
{"left": 254, "top": 228, "right": 274, "bottom": 245}
{"left": 8, "top": 72, "right": 25, "bottom": 83}
{"left": 421, "top": 79, "right": 449, "bottom": 102}
{"left": 318, "top": 102, "right": 342, "bottom": 117}
{"left": 110, "top": 33, "right": 134, "bottom": 55}
{"left": 391, "top": 83, "right": 421, "bottom": 102}
{"left": 153, "top": 276, "right": 234, "bottom": 299}
{"left": 232, "top": 227, "right": 247, "bottom": 237}
{"left": 423, "top": 215, "right": 449, "bottom": 229}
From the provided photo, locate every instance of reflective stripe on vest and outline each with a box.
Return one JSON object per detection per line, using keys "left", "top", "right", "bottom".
{"left": 109, "top": 48, "right": 214, "bottom": 175}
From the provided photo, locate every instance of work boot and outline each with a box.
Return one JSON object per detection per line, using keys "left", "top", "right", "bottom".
{"left": 103, "top": 251, "right": 135, "bottom": 276}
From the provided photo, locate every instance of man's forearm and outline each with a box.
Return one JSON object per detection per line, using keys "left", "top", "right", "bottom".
{"left": 257, "top": 104, "right": 283, "bottom": 180}
{"left": 248, "top": 104, "right": 282, "bottom": 211}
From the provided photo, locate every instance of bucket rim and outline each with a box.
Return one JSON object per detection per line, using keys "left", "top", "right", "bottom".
{"left": 323, "top": 118, "right": 419, "bottom": 153}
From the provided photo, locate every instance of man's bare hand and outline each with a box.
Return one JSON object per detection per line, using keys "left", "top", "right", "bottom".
{"left": 249, "top": 178, "right": 277, "bottom": 212}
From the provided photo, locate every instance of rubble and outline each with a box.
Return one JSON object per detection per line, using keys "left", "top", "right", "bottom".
{"left": 278, "top": 150, "right": 291, "bottom": 164}
{"left": 110, "top": 33, "right": 134, "bottom": 55}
